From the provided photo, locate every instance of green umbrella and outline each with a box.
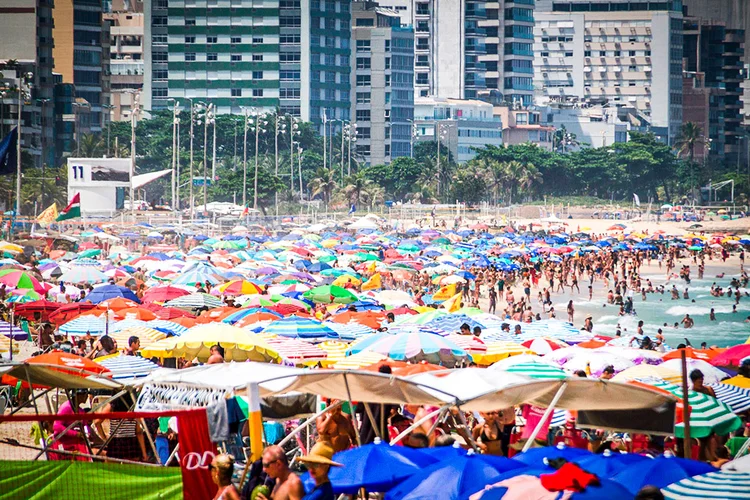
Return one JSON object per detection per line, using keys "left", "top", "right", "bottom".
{"left": 503, "top": 360, "right": 567, "bottom": 380}
{"left": 320, "top": 268, "right": 347, "bottom": 277}
{"left": 353, "top": 252, "right": 380, "bottom": 262}
{"left": 78, "top": 248, "right": 102, "bottom": 258}
{"left": 318, "top": 255, "right": 338, "bottom": 263}
{"left": 688, "top": 245, "right": 703, "bottom": 251}
{"left": 398, "top": 244, "right": 420, "bottom": 253}
{"left": 213, "top": 240, "right": 243, "bottom": 250}
{"left": 359, "top": 244, "right": 380, "bottom": 251}
{"left": 433, "top": 237, "right": 451, "bottom": 245}
{"left": 303, "top": 285, "right": 357, "bottom": 304}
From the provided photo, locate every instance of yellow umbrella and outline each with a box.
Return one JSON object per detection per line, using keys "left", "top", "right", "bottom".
{"left": 109, "top": 327, "right": 167, "bottom": 350}
{"left": 721, "top": 375, "right": 750, "bottom": 389}
{"left": 332, "top": 275, "right": 361, "bottom": 287}
{"left": 140, "top": 337, "right": 177, "bottom": 359}
{"left": 471, "top": 342, "right": 533, "bottom": 366}
{"left": 321, "top": 239, "right": 339, "bottom": 248}
{"left": 0, "top": 242, "right": 23, "bottom": 254}
{"left": 611, "top": 364, "right": 682, "bottom": 385}
{"left": 318, "top": 340, "right": 351, "bottom": 367}
{"left": 164, "top": 323, "right": 281, "bottom": 363}
{"left": 0, "top": 336, "right": 21, "bottom": 354}
{"left": 332, "top": 351, "right": 388, "bottom": 369}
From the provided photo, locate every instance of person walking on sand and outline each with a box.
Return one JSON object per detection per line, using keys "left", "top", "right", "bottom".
{"left": 567, "top": 300, "right": 575, "bottom": 323}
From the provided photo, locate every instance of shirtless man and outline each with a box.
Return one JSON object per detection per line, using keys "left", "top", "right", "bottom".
{"left": 316, "top": 400, "right": 357, "bottom": 453}
{"left": 206, "top": 345, "right": 224, "bottom": 364}
{"left": 258, "top": 445, "right": 304, "bottom": 500}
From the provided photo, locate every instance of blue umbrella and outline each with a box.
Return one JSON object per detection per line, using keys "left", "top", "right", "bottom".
{"left": 59, "top": 316, "right": 109, "bottom": 336}
{"left": 312, "top": 440, "right": 440, "bottom": 494}
{"left": 98, "top": 355, "right": 160, "bottom": 381}
{"left": 307, "top": 262, "right": 332, "bottom": 273}
{"left": 425, "top": 314, "right": 486, "bottom": 332}
{"left": 84, "top": 284, "right": 140, "bottom": 304}
{"left": 572, "top": 450, "right": 651, "bottom": 478}
{"left": 261, "top": 317, "right": 338, "bottom": 340}
{"left": 455, "top": 270, "right": 476, "bottom": 280}
{"left": 385, "top": 452, "right": 526, "bottom": 500}
{"left": 512, "top": 444, "right": 592, "bottom": 468}
{"left": 610, "top": 454, "right": 716, "bottom": 494}
{"left": 148, "top": 319, "right": 189, "bottom": 336}
{"left": 418, "top": 444, "right": 469, "bottom": 462}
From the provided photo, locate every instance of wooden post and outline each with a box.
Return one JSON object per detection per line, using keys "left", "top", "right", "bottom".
{"left": 681, "top": 349, "right": 692, "bottom": 459}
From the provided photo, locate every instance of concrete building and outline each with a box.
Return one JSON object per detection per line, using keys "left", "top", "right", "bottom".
{"left": 479, "top": 0, "right": 535, "bottom": 107}
{"left": 683, "top": 16, "right": 745, "bottom": 164}
{"left": 542, "top": 103, "right": 629, "bottom": 150}
{"left": 351, "top": 1, "right": 414, "bottom": 166}
{"left": 377, "top": 0, "right": 487, "bottom": 100}
{"left": 0, "top": 0, "right": 56, "bottom": 169}
{"left": 53, "top": 0, "right": 109, "bottom": 133}
{"left": 144, "top": 0, "right": 352, "bottom": 132}
{"left": 494, "top": 104, "right": 554, "bottom": 150}
{"left": 105, "top": 0, "right": 144, "bottom": 121}
{"left": 534, "top": 0, "right": 683, "bottom": 143}
{"left": 413, "top": 96, "right": 503, "bottom": 163}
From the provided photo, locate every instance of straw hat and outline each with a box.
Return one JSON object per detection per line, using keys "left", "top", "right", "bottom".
{"left": 296, "top": 441, "right": 343, "bottom": 467}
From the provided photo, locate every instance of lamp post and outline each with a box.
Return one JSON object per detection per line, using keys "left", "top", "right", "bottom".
{"left": 252, "top": 112, "right": 267, "bottom": 211}
{"left": 188, "top": 98, "right": 196, "bottom": 220}
{"left": 15, "top": 71, "right": 33, "bottom": 218}
{"left": 240, "top": 106, "right": 251, "bottom": 208}
{"left": 167, "top": 98, "right": 181, "bottom": 211}
{"left": 435, "top": 122, "right": 449, "bottom": 197}
{"left": 297, "top": 144, "right": 304, "bottom": 200}
{"left": 101, "top": 103, "right": 114, "bottom": 156}
{"left": 322, "top": 111, "right": 327, "bottom": 171}
{"left": 274, "top": 114, "right": 286, "bottom": 216}
{"left": 200, "top": 102, "right": 214, "bottom": 213}
{"left": 211, "top": 110, "right": 217, "bottom": 190}
{"left": 348, "top": 124, "right": 357, "bottom": 176}
{"left": 129, "top": 92, "right": 141, "bottom": 220}
{"left": 39, "top": 98, "right": 50, "bottom": 208}
{"left": 289, "top": 116, "right": 300, "bottom": 194}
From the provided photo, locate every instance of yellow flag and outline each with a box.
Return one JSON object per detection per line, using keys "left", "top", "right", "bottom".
{"left": 361, "top": 273, "right": 382, "bottom": 291}
{"left": 433, "top": 283, "right": 457, "bottom": 301}
{"left": 442, "top": 292, "right": 463, "bottom": 313}
{"left": 36, "top": 203, "right": 58, "bottom": 227}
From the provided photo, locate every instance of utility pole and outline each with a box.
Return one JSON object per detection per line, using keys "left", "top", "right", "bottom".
{"left": 130, "top": 93, "right": 140, "bottom": 220}
{"left": 15, "top": 72, "right": 30, "bottom": 219}
{"left": 242, "top": 107, "right": 249, "bottom": 208}
{"left": 202, "top": 103, "right": 213, "bottom": 213}
{"left": 322, "top": 111, "right": 327, "bottom": 171}
{"left": 253, "top": 112, "right": 264, "bottom": 210}
{"left": 340, "top": 121, "right": 345, "bottom": 181}
{"left": 211, "top": 111, "right": 217, "bottom": 190}
{"left": 176, "top": 116, "right": 181, "bottom": 213}
{"left": 189, "top": 100, "right": 195, "bottom": 220}
{"left": 436, "top": 122, "right": 441, "bottom": 197}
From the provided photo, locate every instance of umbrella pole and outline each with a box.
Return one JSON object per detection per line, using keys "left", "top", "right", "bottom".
{"left": 362, "top": 402, "right": 381, "bottom": 440}
{"left": 521, "top": 382, "right": 568, "bottom": 453}
{"left": 455, "top": 405, "right": 480, "bottom": 453}
{"left": 680, "top": 350, "right": 692, "bottom": 459}
{"left": 343, "top": 375, "right": 361, "bottom": 447}
{"left": 389, "top": 406, "right": 445, "bottom": 445}
{"left": 276, "top": 400, "right": 344, "bottom": 448}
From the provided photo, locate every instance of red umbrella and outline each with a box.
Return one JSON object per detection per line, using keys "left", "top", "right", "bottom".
{"left": 390, "top": 306, "right": 418, "bottom": 316}
{"left": 143, "top": 304, "right": 196, "bottom": 320}
{"left": 0, "top": 270, "right": 46, "bottom": 294}
{"left": 13, "top": 300, "right": 61, "bottom": 321}
{"left": 272, "top": 303, "right": 308, "bottom": 316}
{"left": 48, "top": 302, "right": 96, "bottom": 326}
{"left": 709, "top": 345, "right": 750, "bottom": 368}
{"left": 0, "top": 351, "right": 113, "bottom": 388}
{"left": 142, "top": 285, "right": 191, "bottom": 304}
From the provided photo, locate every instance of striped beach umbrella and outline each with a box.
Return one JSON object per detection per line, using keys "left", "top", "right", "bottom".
{"left": 662, "top": 470, "right": 750, "bottom": 499}
{"left": 59, "top": 316, "right": 109, "bottom": 337}
{"left": 0, "top": 320, "right": 28, "bottom": 341}
{"left": 324, "top": 321, "right": 375, "bottom": 341}
{"left": 148, "top": 319, "right": 189, "bottom": 336}
{"left": 58, "top": 267, "right": 109, "bottom": 284}
{"left": 360, "top": 331, "right": 468, "bottom": 365}
{"left": 521, "top": 337, "right": 569, "bottom": 355}
{"left": 96, "top": 355, "right": 160, "bottom": 381}
{"left": 71, "top": 257, "right": 101, "bottom": 267}
{"left": 0, "top": 270, "right": 46, "bottom": 294}
{"left": 168, "top": 323, "right": 281, "bottom": 363}
{"left": 495, "top": 359, "right": 567, "bottom": 380}
{"left": 216, "top": 280, "right": 263, "bottom": 296}
{"left": 265, "top": 337, "right": 328, "bottom": 367}
{"left": 636, "top": 378, "right": 742, "bottom": 438}
{"left": 318, "top": 340, "right": 350, "bottom": 367}
{"left": 108, "top": 326, "right": 167, "bottom": 349}
{"left": 471, "top": 341, "right": 534, "bottom": 366}
{"left": 261, "top": 317, "right": 338, "bottom": 340}
{"left": 425, "top": 314, "right": 486, "bottom": 333}
{"left": 164, "top": 293, "right": 223, "bottom": 311}
{"left": 709, "top": 383, "right": 750, "bottom": 414}
{"left": 446, "top": 334, "right": 487, "bottom": 354}
{"left": 171, "top": 267, "right": 222, "bottom": 286}
{"left": 332, "top": 351, "right": 389, "bottom": 370}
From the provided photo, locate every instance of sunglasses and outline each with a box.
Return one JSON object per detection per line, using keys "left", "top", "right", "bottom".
{"left": 262, "top": 459, "right": 279, "bottom": 468}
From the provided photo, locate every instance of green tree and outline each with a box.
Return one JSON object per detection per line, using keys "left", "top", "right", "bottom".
{"left": 448, "top": 164, "right": 488, "bottom": 205}
{"left": 308, "top": 167, "right": 337, "bottom": 205}
{"left": 342, "top": 171, "right": 376, "bottom": 207}
{"left": 76, "top": 133, "right": 106, "bottom": 157}
{"left": 362, "top": 157, "right": 423, "bottom": 201}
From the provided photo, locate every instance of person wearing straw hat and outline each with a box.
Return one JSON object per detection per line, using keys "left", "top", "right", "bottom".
{"left": 296, "top": 441, "right": 342, "bottom": 500}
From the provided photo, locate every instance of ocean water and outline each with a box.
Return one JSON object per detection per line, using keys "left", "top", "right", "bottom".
{"left": 553, "top": 275, "right": 750, "bottom": 348}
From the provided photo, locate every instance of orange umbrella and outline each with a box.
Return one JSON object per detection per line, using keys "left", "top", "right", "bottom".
{"left": 662, "top": 347, "right": 725, "bottom": 362}
{"left": 235, "top": 312, "right": 283, "bottom": 328}
{"left": 115, "top": 307, "right": 158, "bottom": 321}
{"left": 330, "top": 310, "right": 385, "bottom": 330}
{"left": 169, "top": 316, "right": 197, "bottom": 328}
{"left": 195, "top": 306, "right": 239, "bottom": 324}
{"left": 96, "top": 297, "right": 140, "bottom": 311}
{"left": 577, "top": 339, "right": 607, "bottom": 349}
{"left": 362, "top": 360, "right": 448, "bottom": 376}
{"left": 0, "top": 350, "right": 112, "bottom": 388}
{"left": 49, "top": 249, "right": 67, "bottom": 260}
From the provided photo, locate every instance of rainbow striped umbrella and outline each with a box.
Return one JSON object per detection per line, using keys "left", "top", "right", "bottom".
{"left": 217, "top": 280, "right": 263, "bottom": 296}
{"left": 265, "top": 337, "right": 328, "bottom": 366}
{"left": 360, "top": 331, "right": 468, "bottom": 365}
{"left": 261, "top": 316, "right": 338, "bottom": 340}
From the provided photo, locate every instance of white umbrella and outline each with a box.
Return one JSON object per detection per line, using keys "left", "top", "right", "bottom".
{"left": 661, "top": 358, "right": 729, "bottom": 385}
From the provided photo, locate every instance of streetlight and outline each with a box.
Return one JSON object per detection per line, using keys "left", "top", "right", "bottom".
{"left": 188, "top": 98, "right": 197, "bottom": 220}
{"left": 252, "top": 112, "right": 267, "bottom": 210}
{"left": 167, "top": 98, "right": 181, "bottom": 211}
{"left": 288, "top": 116, "right": 300, "bottom": 194}
{"left": 407, "top": 119, "right": 417, "bottom": 158}
{"left": 297, "top": 143, "right": 304, "bottom": 200}
{"left": 342, "top": 122, "right": 357, "bottom": 176}
{"left": 274, "top": 113, "right": 287, "bottom": 216}
{"left": 347, "top": 124, "right": 358, "bottom": 176}
{"left": 322, "top": 111, "right": 328, "bottom": 171}
{"left": 240, "top": 106, "right": 252, "bottom": 209}
{"left": 102, "top": 103, "right": 114, "bottom": 156}
{"left": 436, "top": 121, "right": 449, "bottom": 197}
{"left": 14, "top": 71, "right": 33, "bottom": 219}
{"left": 39, "top": 98, "right": 50, "bottom": 208}
{"left": 197, "top": 102, "right": 214, "bottom": 213}
{"left": 129, "top": 92, "right": 141, "bottom": 220}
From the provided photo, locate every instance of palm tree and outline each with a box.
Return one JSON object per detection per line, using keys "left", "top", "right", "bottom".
{"left": 76, "top": 133, "right": 106, "bottom": 157}
{"left": 308, "top": 167, "right": 337, "bottom": 206}
{"left": 342, "top": 171, "right": 374, "bottom": 207}
{"left": 675, "top": 122, "right": 706, "bottom": 198}
{"left": 553, "top": 125, "right": 580, "bottom": 153}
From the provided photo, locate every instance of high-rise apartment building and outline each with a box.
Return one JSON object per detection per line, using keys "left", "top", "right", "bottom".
{"left": 144, "top": 0, "right": 351, "bottom": 132}
{"left": 105, "top": 0, "right": 144, "bottom": 121}
{"left": 534, "top": 0, "right": 683, "bottom": 143}
{"left": 351, "top": 1, "right": 414, "bottom": 166}
{"left": 53, "top": 0, "right": 109, "bottom": 133}
{"left": 378, "top": 0, "right": 487, "bottom": 100}
{"left": 0, "top": 0, "right": 56, "bottom": 168}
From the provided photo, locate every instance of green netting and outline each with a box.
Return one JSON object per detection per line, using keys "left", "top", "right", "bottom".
{"left": 0, "top": 460, "right": 183, "bottom": 500}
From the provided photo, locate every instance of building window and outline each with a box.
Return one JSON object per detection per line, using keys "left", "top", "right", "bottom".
{"left": 280, "top": 16, "right": 301, "bottom": 27}
{"left": 280, "top": 87, "right": 301, "bottom": 98}
{"left": 385, "top": 58, "right": 390, "bottom": 70}
{"left": 231, "top": 88, "right": 242, "bottom": 97}
{"left": 385, "top": 144, "right": 390, "bottom": 156}
{"left": 207, "top": 52, "right": 218, "bottom": 61}
{"left": 231, "top": 36, "right": 242, "bottom": 44}
{"left": 357, "top": 144, "right": 370, "bottom": 155}
{"left": 280, "top": 70, "right": 300, "bottom": 81}
{"left": 280, "top": 53, "right": 301, "bottom": 62}
{"left": 356, "top": 92, "right": 371, "bottom": 104}
{"left": 356, "top": 75, "right": 371, "bottom": 86}
{"left": 416, "top": 73, "right": 428, "bottom": 85}
{"left": 253, "top": 89, "right": 264, "bottom": 97}
{"left": 356, "top": 40, "right": 370, "bottom": 52}
{"left": 356, "top": 58, "right": 371, "bottom": 69}
{"left": 253, "top": 37, "right": 264, "bottom": 43}
{"left": 185, "top": 52, "right": 196, "bottom": 61}
{"left": 358, "top": 127, "right": 370, "bottom": 139}
{"left": 253, "top": 54, "right": 263, "bottom": 61}
{"left": 356, "top": 109, "right": 371, "bottom": 121}
{"left": 385, "top": 92, "right": 390, "bottom": 104}
{"left": 253, "top": 71, "right": 264, "bottom": 79}
{"left": 185, "top": 36, "right": 196, "bottom": 44}
{"left": 185, "top": 18, "right": 196, "bottom": 26}
{"left": 153, "top": 88, "right": 168, "bottom": 97}
{"left": 385, "top": 74, "right": 391, "bottom": 86}
{"left": 153, "top": 16, "right": 168, "bottom": 26}
{"left": 153, "top": 52, "right": 168, "bottom": 62}
{"left": 152, "top": 34, "right": 167, "bottom": 45}
{"left": 280, "top": 0, "right": 300, "bottom": 7}
{"left": 207, "top": 36, "right": 218, "bottom": 44}
{"left": 153, "top": 69, "right": 168, "bottom": 80}
{"left": 280, "top": 34, "right": 300, "bottom": 45}
{"left": 385, "top": 127, "right": 390, "bottom": 139}
{"left": 385, "top": 39, "right": 391, "bottom": 52}
{"left": 232, "top": 54, "right": 243, "bottom": 61}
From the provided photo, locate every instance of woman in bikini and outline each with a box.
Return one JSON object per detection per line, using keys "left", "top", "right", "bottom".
{"left": 472, "top": 411, "right": 504, "bottom": 456}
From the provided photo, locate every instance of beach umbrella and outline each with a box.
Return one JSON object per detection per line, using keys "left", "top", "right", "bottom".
{"left": 47, "top": 302, "right": 96, "bottom": 325}
{"left": 239, "top": 296, "right": 276, "bottom": 308}
{"left": 13, "top": 300, "right": 60, "bottom": 321}
{"left": 147, "top": 319, "right": 189, "bottom": 336}
{"left": 708, "top": 383, "right": 750, "bottom": 414}
{"left": 71, "top": 257, "right": 102, "bottom": 267}
{"left": 303, "top": 285, "right": 357, "bottom": 304}
{"left": 217, "top": 280, "right": 263, "bottom": 295}
{"left": 711, "top": 345, "right": 750, "bottom": 368}
{"left": 96, "top": 297, "right": 140, "bottom": 311}
{"left": 361, "top": 331, "right": 468, "bottom": 365}
{"left": 232, "top": 311, "right": 283, "bottom": 328}
{"left": 612, "top": 364, "right": 682, "bottom": 385}
{"left": 330, "top": 310, "right": 384, "bottom": 330}
{"left": 572, "top": 449, "right": 651, "bottom": 478}
{"left": 611, "top": 454, "right": 716, "bottom": 494}
{"left": 96, "top": 354, "right": 160, "bottom": 381}
{"left": 172, "top": 267, "right": 222, "bottom": 286}
{"left": 164, "top": 293, "right": 223, "bottom": 311}
{"left": 636, "top": 378, "right": 742, "bottom": 438}
{"left": 141, "top": 286, "right": 191, "bottom": 303}
{"left": 385, "top": 453, "right": 525, "bottom": 500}
{"left": 59, "top": 316, "right": 109, "bottom": 336}
{"left": 325, "top": 321, "right": 376, "bottom": 341}
{"left": 472, "top": 472, "right": 633, "bottom": 500}
{"left": 492, "top": 359, "right": 567, "bottom": 380}
{"left": 115, "top": 307, "right": 158, "bottom": 321}
{"left": 84, "top": 284, "right": 140, "bottom": 304}
{"left": 395, "top": 309, "right": 447, "bottom": 326}
{"left": 722, "top": 376, "right": 750, "bottom": 389}
{"left": 7, "top": 290, "right": 42, "bottom": 303}
{"left": 168, "top": 323, "right": 281, "bottom": 362}
{"left": 662, "top": 347, "right": 724, "bottom": 362}
{"left": 107, "top": 326, "right": 167, "bottom": 350}
{"left": 661, "top": 358, "right": 729, "bottom": 385}
{"left": 521, "top": 337, "right": 568, "bottom": 355}
{"left": 555, "top": 351, "right": 635, "bottom": 377}
{"left": 662, "top": 470, "right": 750, "bottom": 499}
{"left": 265, "top": 337, "right": 327, "bottom": 367}
{"left": 425, "top": 314, "right": 486, "bottom": 332}
{"left": 24, "top": 351, "right": 112, "bottom": 377}
{"left": 0, "top": 270, "right": 45, "bottom": 294}
{"left": 471, "top": 342, "right": 534, "bottom": 366}
{"left": 58, "top": 267, "right": 109, "bottom": 284}
{"left": 261, "top": 316, "right": 337, "bottom": 340}
{"left": 512, "top": 444, "right": 592, "bottom": 468}
{"left": 0, "top": 320, "right": 27, "bottom": 341}
{"left": 322, "top": 440, "right": 439, "bottom": 494}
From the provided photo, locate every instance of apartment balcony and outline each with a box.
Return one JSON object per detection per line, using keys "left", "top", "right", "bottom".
{"left": 465, "top": 42, "right": 486, "bottom": 55}
{"left": 466, "top": 26, "right": 486, "bottom": 37}
{"left": 465, "top": 8, "right": 487, "bottom": 20}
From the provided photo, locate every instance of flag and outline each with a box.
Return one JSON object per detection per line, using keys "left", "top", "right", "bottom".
{"left": 441, "top": 292, "right": 463, "bottom": 313}
{"left": 0, "top": 127, "right": 18, "bottom": 176}
{"left": 349, "top": 204, "right": 356, "bottom": 215}
{"left": 242, "top": 205, "right": 249, "bottom": 216}
{"left": 361, "top": 273, "right": 381, "bottom": 291}
{"left": 633, "top": 193, "right": 641, "bottom": 207}
{"left": 36, "top": 203, "right": 58, "bottom": 227}
{"left": 433, "top": 284, "right": 457, "bottom": 301}
{"left": 56, "top": 193, "right": 81, "bottom": 221}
